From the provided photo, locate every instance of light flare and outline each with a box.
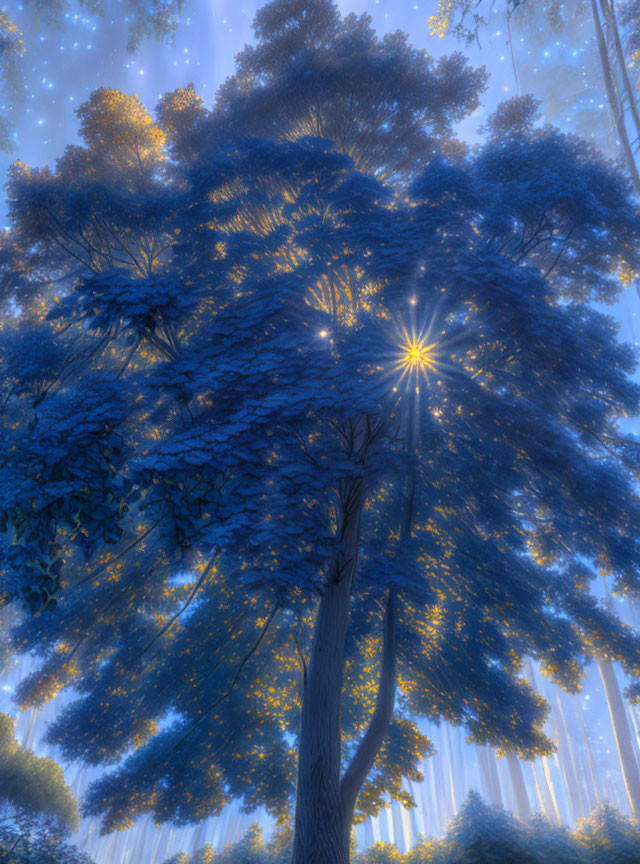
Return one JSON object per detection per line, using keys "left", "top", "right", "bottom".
{"left": 394, "top": 330, "right": 439, "bottom": 391}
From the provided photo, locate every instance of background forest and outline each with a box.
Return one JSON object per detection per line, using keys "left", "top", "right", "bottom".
{"left": 3, "top": 1, "right": 640, "bottom": 863}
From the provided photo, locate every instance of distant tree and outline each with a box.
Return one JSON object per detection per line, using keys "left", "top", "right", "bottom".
{"left": 0, "top": 833, "right": 94, "bottom": 864}
{"left": 8, "top": 85, "right": 170, "bottom": 269}
{"left": 573, "top": 801, "right": 640, "bottom": 863}
{"left": 163, "top": 853, "right": 191, "bottom": 864}
{"left": 0, "top": 712, "right": 79, "bottom": 861}
{"left": 163, "top": 824, "right": 274, "bottom": 864}
{"left": 215, "top": 824, "right": 270, "bottom": 864}
{"left": 5, "top": 4, "right": 640, "bottom": 864}
{"left": 442, "top": 791, "right": 539, "bottom": 864}
{"left": 162, "top": 798, "right": 640, "bottom": 864}
{"left": 0, "top": 12, "right": 25, "bottom": 151}
{"left": 402, "top": 838, "right": 448, "bottom": 864}
{"left": 156, "top": 83, "right": 207, "bottom": 165}
{"left": 356, "top": 842, "right": 404, "bottom": 864}
{"left": 526, "top": 813, "right": 584, "bottom": 864}
{"left": 18, "top": 0, "right": 186, "bottom": 51}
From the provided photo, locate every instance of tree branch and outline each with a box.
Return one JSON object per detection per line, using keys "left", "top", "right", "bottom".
{"left": 340, "top": 588, "right": 398, "bottom": 820}
{"left": 70, "top": 518, "right": 163, "bottom": 593}
{"left": 134, "top": 556, "right": 217, "bottom": 662}
{"left": 170, "top": 603, "right": 279, "bottom": 753}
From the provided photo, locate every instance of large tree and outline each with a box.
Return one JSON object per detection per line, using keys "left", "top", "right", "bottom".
{"left": 4, "top": 3, "right": 640, "bottom": 863}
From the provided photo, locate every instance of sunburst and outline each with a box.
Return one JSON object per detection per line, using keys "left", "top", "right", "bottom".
{"left": 394, "top": 327, "right": 439, "bottom": 393}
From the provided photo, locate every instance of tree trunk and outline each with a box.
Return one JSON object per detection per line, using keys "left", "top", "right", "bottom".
{"left": 530, "top": 758, "right": 558, "bottom": 824}
{"left": 291, "top": 509, "right": 400, "bottom": 861}
{"left": 291, "top": 472, "right": 368, "bottom": 864}
{"left": 292, "top": 410, "right": 407, "bottom": 862}
{"left": 554, "top": 691, "right": 587, "bottom": 820}
{"left": 598, "top": 656, "right": 640, "bottom": 818}
{"left": 575, "top": 700, "right": 602, "bottom": 807}
{"left": 476, "top": 745, "right": 503, "bottom": 807}
{"left": 363, "top": 817, "right": 375, "bottom": 849}
{"left": 391, "top": 800, "right": 408, "bottom": 853}
{"left": 291, "top": 552, "right": 358, "bottom": 864}
{"left": 506, "top": 751, "right": 531, "bottom": 820}
{"left": 291, "top": 582, "right": 399, "bottom": 863}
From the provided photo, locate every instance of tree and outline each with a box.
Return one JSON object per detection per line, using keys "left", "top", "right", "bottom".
{"left": 164, "top": 824, "right": 268, "bottom": 864}
{"left": 526, "top": 813, "right": 585, "bottom": 864}
{"left": 0, "top": 712, "right": 79, "bottom": 861}
{"left": 8, "top": 86, "right": 170, "bottom": 271}
{"left": 21, "top": 0, "right": 188, "bottom": 52}
{"left": 402, "top": 839, "right": 448, "bottom": 864}
{"left": 5, "top": 4, "right": 640, "bottom": 863}
{"left": 356, "top": 843, "right": 403, "bottom": 864}
{"left": 0, "top": 12, "right": 25, "bottom": 151}
{"left": 573, "top": 801, "right": 640, "bottom": 862}
{"left": 442, "top": 791, "right": 539, "bottom": 864}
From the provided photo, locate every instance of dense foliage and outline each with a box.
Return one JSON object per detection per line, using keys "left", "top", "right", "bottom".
{"left": 0, "top": 831, "right": 95, "bottom": 864}
{"left": 164, "top": 796, "right": 640, "bottom": 864}
{"left": 3, "top": 0, "right": 640, "bottom": 860}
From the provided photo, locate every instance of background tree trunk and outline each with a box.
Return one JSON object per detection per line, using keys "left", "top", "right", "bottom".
{"left": 506, "top": 751, "right": 531, "bottom": 820}
{"left": 598, "top": 656, "right": 640, "bottom": 818}
{"left": 576, "top": 700, "right": 602, "bottom": 808}
{"left": 554, "top": 691, "right": 587, "bottom": 820}
{"left": 590, "top": 0, "right": 640, "bottom": 190}
{"left": 476, "top": 745, "right": 503, "bottom": 807}
{"left": 600, "top": 0, "right": 640, "bottom": 150}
